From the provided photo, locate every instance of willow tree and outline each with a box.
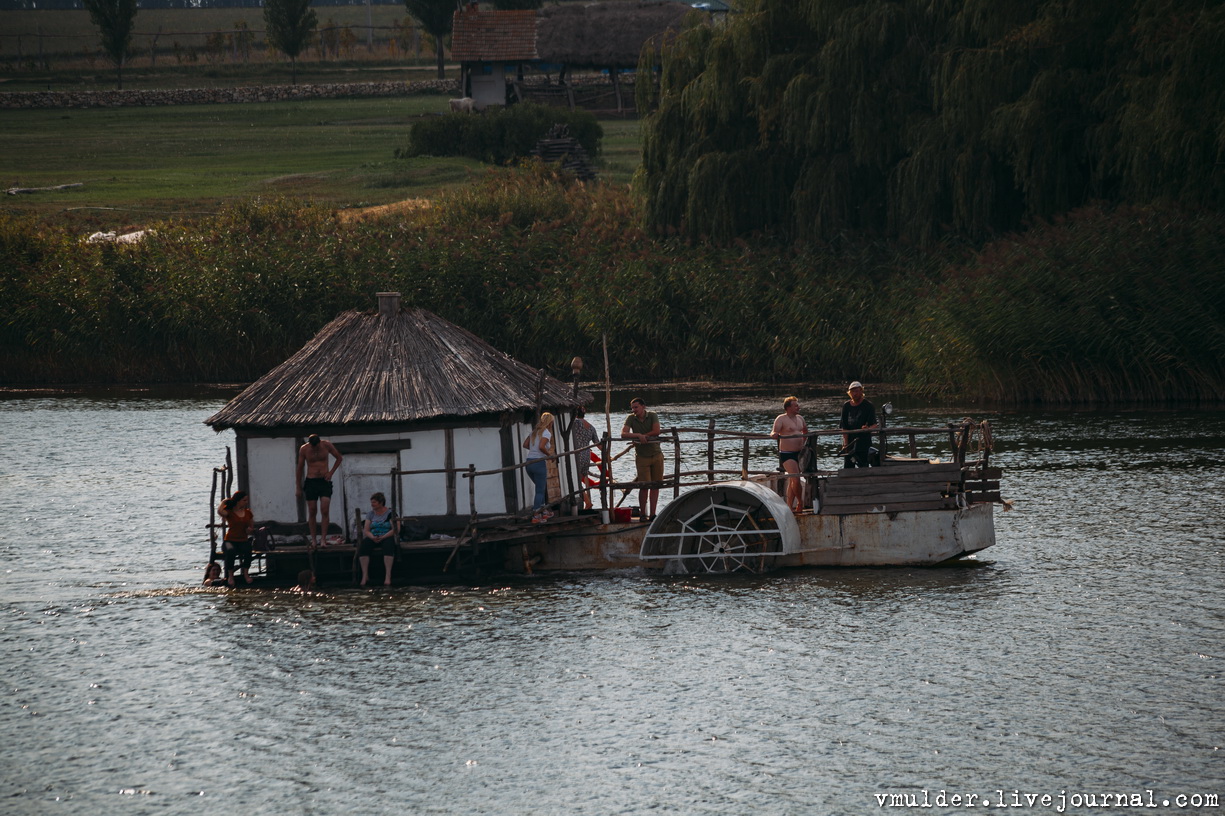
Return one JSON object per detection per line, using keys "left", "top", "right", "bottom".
{"left": 264, "top": 0, "right": 318, "bottom": 85}
{"left": 82, "top": 0, "right": 137, "bottom": 90}
{"left": 636, "top": 0, "right": 1225, "bottom": 245}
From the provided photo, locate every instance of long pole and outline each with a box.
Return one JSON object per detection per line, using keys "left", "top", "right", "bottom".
{"left": 602, "top": 332, "right": 612, "bottom": 440}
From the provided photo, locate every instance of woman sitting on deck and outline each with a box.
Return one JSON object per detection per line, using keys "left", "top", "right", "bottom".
{"left": 523, "top": 412, "right": 555, "bottom": 524}
{"left": 217, "top": 490, "right": 255, "bottom": 587}
{"left": 359, "top": 493, "right": 399, "bottom": 587}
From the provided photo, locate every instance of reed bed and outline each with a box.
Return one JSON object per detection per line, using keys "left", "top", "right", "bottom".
{"left": 2, "top": 168, "right": 1221, "bottom": 404}
{"left": 901, "top": 205, "right": 1225, "bottom": 403}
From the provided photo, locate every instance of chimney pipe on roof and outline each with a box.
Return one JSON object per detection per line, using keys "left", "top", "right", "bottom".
{"left": 377, "top": 292, "right": 401, "bottom": 318}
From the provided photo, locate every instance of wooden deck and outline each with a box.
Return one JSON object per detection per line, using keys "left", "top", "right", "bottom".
{"left": 243, "top": 512, "right": 608, "bottom": 585}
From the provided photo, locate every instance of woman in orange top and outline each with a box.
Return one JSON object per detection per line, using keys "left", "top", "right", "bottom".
{"left": 218, "top": 490, "right": 255, "bottom": 586}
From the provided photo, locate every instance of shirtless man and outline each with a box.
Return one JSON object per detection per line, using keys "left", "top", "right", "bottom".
{"left": 770, "top": 396, "right": 809, "bottom": 513}
{"left": 297, "top": 433, "right": 343, "bottom": 548}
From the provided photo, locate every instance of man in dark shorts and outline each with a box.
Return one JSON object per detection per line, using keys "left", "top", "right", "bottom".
{"left": 296, "top": 433, "right": 343, "bottom": 548}
{"left": 771, "top": 396, "right": 809, "bottom": 512}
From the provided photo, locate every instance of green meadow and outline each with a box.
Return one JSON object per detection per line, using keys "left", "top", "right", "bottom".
{"left": 0, "top": 97, "right": 642, "bottom": 230}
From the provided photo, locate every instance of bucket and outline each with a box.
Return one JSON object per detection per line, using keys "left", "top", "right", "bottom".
{"left": 612, "top": 507, "right": 632, "bottom": 524}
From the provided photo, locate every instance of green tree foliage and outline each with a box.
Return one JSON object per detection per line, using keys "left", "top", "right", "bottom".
{"left": 263, "top": 0, "right": 318, "bottom": 84}
{"left": 404, "top": 0, "right": 456, "bottom": 79}
{"left": 637, "top": 0, "right": 1225, "bottom": 245}
{"left": 6, "top": 179, "right": 1220, "bottom": 401}
{"left": 401, "top": 103, "right": 602, "bottom": 165}
{"left": 82, "top": 0, "right": 138, "bottom": 90}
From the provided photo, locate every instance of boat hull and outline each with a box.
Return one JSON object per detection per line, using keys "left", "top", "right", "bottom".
{"left": 780, "top": 502, "right": 994, "bottom": 567}
{"left": 517, "top": 502, "right": 994, "bottom": 573}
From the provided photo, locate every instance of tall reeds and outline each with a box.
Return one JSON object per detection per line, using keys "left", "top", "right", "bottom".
{"left": 900, "top": 206, "right": 1225, "bottom": 402}
{"left": 2, "top": 173, "right": 1221, "bottom": 404}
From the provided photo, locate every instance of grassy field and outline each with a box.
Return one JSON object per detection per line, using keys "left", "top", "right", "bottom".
{"left": 0, "top": 96, "right": 643, "bottom": 231}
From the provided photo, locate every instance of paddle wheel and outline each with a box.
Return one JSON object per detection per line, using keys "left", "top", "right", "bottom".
{"left": 639, "top": 481, "right": 799, "bottom": 574}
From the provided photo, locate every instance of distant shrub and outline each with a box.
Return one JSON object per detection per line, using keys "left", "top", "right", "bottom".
{"left": 401, "top": 102, "right": 602, "bottom": 166}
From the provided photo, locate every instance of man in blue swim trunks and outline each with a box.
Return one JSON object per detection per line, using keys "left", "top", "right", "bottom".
{"left": 296, "top": 433, "right": 343, "bottom": 548}
{"left": 770, "top": 396, "right": 809, "bottom": 513}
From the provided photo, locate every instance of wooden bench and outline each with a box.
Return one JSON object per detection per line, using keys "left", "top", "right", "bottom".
{"left": 818, "top": 461, "right": 962, "bottom": 514}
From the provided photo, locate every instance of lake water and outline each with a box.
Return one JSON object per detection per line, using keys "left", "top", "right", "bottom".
{"left": 2, "top": 387, "right": 1223, "bottom": 815}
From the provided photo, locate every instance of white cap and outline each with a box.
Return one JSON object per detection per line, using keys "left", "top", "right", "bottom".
{"left": 848, "top": 381, "right": 863, "bottom": 390}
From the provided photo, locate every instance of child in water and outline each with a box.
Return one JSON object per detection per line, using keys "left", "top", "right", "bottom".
{"left": 294, "top": 569, "right": 317, "bottom": 593}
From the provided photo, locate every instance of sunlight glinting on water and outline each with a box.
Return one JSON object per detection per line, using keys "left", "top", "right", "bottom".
{"left": 1, "top": 390, "right": 1222, "bottom": 815}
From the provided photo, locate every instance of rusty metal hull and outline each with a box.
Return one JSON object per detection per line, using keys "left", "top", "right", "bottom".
{"left": 515, "top": 502, "right": 994, "bottom": 573}
{"left": 781, "top": 502, "right": 995, "bottom": 567}
{"left": 514, "top": 521, "right": 649, "bottom": 572}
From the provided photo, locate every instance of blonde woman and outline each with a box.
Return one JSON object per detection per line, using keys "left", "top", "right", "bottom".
{"left": 523, "top": 412, "right": 555, "bottom": 523}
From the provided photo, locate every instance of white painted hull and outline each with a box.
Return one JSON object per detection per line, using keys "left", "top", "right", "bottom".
{"left": 780, "top": 502, "right": 995, "bottom": 567}
{"left": 517, "top": 502, "right": 995, "bottom": 573}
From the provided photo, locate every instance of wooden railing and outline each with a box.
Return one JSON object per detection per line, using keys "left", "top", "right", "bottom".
{"left": 387, "top": 418, "right": 995, "bottom": 523}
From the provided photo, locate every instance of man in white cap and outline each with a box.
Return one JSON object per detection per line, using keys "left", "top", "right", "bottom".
{"left": 839, "top": 381, "right": 877, "bottom": 468}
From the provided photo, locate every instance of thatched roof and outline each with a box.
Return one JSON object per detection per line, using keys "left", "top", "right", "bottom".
{"left": 536, "top": 1, "right": 693, "bottom": 68}
{"left": 206, "top": 297, "right": 590, "bottom": 432}
{"left": 450, "top": 2, "right": 695, "bottom": 70}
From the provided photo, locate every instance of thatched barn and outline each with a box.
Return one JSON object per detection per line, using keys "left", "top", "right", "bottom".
{"left": 205, "top": 292, "right": 592, "bottom": 539}
{"left": 534, "top": 1, "right": 691, "bottom": 69}
{"left": 450, "top": 1, "right": 696, "bottom": 111}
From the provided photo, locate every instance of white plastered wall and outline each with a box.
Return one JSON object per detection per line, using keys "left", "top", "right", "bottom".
{"left": 242, "top": 426, "right": 521, "bottom": 532}
{"left": 245, "top": 436, "right": 298, "bottom": 522}
{"left": 469, "top": 64, "right": 506, "bottom": 110}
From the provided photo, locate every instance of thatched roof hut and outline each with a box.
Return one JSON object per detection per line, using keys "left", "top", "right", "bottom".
{"left": 535, "top": 1, "right": 693, "bottom": 68}
{"left": 206, "top": 293, "right": 594, "bottom": 532}
{"left": 207, "top": 294, "right": 590, "bottom": 432}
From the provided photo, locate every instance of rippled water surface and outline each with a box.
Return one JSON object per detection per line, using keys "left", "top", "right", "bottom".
{"left": 2, "top": 389, "right": 1222, "bottom": 815}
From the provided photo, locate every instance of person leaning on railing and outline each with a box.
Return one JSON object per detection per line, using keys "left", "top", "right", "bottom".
{"left": 840, "top": 382, "right": 878, "bottom": 469}
{"left": 621, "top": 398, "right": 663, "bottom": 521}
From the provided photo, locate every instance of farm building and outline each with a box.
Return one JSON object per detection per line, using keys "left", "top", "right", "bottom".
{"left": 450, "top": 0, "right": 701, "bottom": 112}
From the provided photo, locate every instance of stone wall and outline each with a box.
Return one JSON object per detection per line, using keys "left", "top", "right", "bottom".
{"left": 0, "top": 79, "right": 460, "bottom": 110}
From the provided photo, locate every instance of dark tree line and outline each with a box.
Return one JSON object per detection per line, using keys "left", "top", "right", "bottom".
{"left": 637, "top": 0, "right": 1225, "bottom": 245}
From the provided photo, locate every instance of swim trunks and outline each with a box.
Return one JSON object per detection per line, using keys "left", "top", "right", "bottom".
{"left": 303, "top": 477, "right": 333, "bottom": 501}
{"left": 779, "top": 450, "right": 801, "bottom": 467}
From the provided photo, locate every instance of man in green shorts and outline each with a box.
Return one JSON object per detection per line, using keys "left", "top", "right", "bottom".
{"left": 621, "top": 397, "right": 663, "bottom": 521}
